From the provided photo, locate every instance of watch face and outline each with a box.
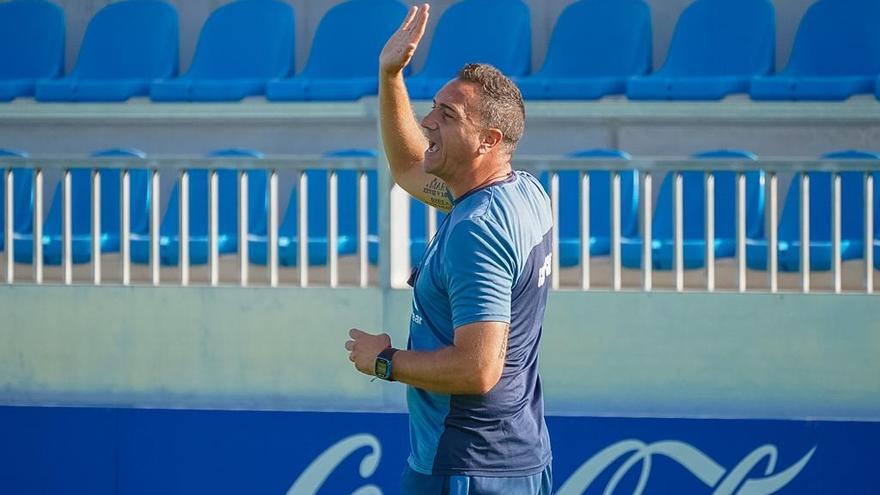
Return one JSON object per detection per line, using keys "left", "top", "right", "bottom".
{"left": 375, "top": 360, "right": 389, "bottom": 378}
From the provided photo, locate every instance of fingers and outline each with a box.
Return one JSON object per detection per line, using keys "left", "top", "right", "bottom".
{"left": 398, "top": 5, "right": 417, "bottom": 32}
{"left": 410, "top": 4, "right": 429, "bottom": 42}
{"left": 349, "top": 327, "right": 367, "bottom": 339}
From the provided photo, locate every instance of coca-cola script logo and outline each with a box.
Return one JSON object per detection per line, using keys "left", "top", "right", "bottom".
{"left": 556, "top": 439, "right": 816, "bottom": 495}
{"left": 286, "top": 435, "right": 816, "bottom": 494}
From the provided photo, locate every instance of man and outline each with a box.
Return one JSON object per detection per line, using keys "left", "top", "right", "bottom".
{"left": 344, "top": 4, "right": 553, "bottom": 494}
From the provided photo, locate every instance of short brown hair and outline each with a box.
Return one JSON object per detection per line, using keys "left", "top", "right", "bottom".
{"left": 457, "top": 63, "right": 525, "bottom": 154}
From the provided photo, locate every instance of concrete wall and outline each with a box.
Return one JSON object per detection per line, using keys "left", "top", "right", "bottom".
{"left": 1, "top": 285, "right": 878, "bottom": 420}
{"left": 43, "top": 0, "right": 814, "bottom": 75}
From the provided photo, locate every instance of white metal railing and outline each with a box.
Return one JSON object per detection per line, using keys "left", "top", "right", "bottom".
{"left": 1, "top": 156, "right": 878, "bottom": 294}
{"left": 514, "top": 157, "right": 879, "bottom": 295}
{"left": 0, "top": 156, "right": 375, "bottom": 288}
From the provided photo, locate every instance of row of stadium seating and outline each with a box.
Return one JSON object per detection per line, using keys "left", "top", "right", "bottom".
{"left": 2, "top": 0, "right": 880, "bottom": 102}
{"left": 1, "top": 147, "right": 879, "bottom": 271}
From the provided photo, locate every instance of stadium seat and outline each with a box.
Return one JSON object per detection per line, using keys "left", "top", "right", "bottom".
{"left": 405, "top": 0, "right": 531, "bottom": 99}
{"left": 621, "top": 150, "right": 764, "bottom": 269}
{"left": 0, "top": 0, "right": 65, "bottom": 101}
{"left": 751, "top": 0, "right": 880, "bottom": 101}
{"left": 515, "top": 0, "right": 652, "bottom": 100}
{"left": 135, "top": 149, "right": 265, "bottom": 266}
{"left": 150, "top": 0, "right": 294, "bottom": 101}
{"left": 40, "top": 149, "right": 149, "bottom": 265}
{"left": 0, "top": 149, "right": 33, "bottom": 256}
{"left": 35, "top": 0, "right": 178, "bottom": 102}
{"left": 253, "top": 149, "right": 376, "bottom": 267}
{"left": 538, "top": 149, "right": 637, "bottom": 267}
{"left": 266, "top": 0, "right": 407, "bottom": 101}
{"left": 747, "top": 150, "right": 880, "bottom": 271}
{"left": 627, "top": 0, "right": 775, "bottom": 100}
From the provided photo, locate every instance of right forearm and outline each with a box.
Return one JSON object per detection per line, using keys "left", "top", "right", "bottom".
{"left": 379, "top": 71, "right": 427, "bottom": 182}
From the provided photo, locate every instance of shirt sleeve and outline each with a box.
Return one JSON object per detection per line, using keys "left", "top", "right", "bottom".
{"left": 445, "top": 218, "right": 517, "bottom": 329}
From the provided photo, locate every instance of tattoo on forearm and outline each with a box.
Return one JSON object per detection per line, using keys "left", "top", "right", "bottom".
{"left": 499, "top": 325, "right": 510, "bottom": 360}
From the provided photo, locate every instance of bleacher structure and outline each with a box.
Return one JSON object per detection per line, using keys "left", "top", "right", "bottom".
{"left": 0, "top": 0, "right": 878, "bottom": 494}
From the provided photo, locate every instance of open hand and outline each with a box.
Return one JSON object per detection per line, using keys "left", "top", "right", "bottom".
{"left": 379, "top": 3, "right": 430, "bottom": 77}
{"left": 345, "top": 328, "right": 392, "bottom": 376}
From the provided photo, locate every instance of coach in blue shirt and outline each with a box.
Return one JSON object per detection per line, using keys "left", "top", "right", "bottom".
{"left": 345, "top": 4, "right": 553, "bottom": 494}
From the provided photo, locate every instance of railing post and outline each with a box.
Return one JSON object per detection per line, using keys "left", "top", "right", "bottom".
{"left": 550, "top": 171, "right": 560, "bottom": 290}
{"left": 328, "top": 169, "right": 338, "bottom": 287}
{"left": 800, "top": 172, "right": 810, "bottom": 293}
{"left": 378, "top": 144, "right": 410, "bottom": 290}
{"left": 92, "top": 169, "right": 101, "bottom": 285}
{"left": 269, "top": 169, "right": 279, "bottom": 288}
{"left": 4, "top": 168, "right": 12, "bottom": 283}
{"left": 179, "top": 169, "right": 189, "bottom": 286}
{"left": 297, "top": 170, "right": 308, "bottom": 288}
{"left": 704, "top": 171, "right": 715, "bottom": 292}
{"left": 641, "top": 170, "right": 652, "bottom": 291}
{"left": 33, "top": 168, "right": 42, "bottom": 285}
{"left": 768, "top": 172, "right": 778, "bottom": 293}
{"left": 150, "top": 168, "right": 160, "bottom": 286}
{"left": 62, "top": 168, "right": 72, "bottom": 285}
{"left": 673, "top": 171, "right": 684, "bottom": 292}
{"left": 121, "top": 168, "right": 131, "bottom": 286}
{"left": 580, "top": 171, "right": 590, "bottom": 290}
{"left": 866, "top": 173, "right": 874, "bottom": 294}
{"left": 736, "top": 172, "right": 746, "bottom": 292}
{"left": 357, "top": 170, "right": 368, "bottom": 288}
{"left": 238, "top": 170, "right": 248, "bottom": 287}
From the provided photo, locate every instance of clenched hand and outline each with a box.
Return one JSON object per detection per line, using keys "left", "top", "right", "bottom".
{"left": 345, "top": 328, "right": 392, "bottom": 376}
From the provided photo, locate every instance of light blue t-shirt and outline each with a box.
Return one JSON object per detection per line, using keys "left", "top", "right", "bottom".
{"left": 406, "top": 170, "right": 553, "bottom": 476}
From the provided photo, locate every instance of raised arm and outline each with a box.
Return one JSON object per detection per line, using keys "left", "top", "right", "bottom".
{"left": 379, "top": 3, "right": 453, "bottom": 212}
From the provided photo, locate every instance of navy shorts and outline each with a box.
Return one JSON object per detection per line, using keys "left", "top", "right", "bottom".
{"left": 400, "top": 464, "right": 553, "bottom": 495}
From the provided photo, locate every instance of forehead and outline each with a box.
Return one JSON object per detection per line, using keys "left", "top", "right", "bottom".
{"left": 434, "top": 79, "right": 480, "bottom": 112}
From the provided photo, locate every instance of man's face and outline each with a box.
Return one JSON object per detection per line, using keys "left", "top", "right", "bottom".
{"left": 420, "top": 79, "right": 483, "bottom": 178}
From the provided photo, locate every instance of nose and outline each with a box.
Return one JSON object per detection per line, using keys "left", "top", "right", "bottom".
{"left": 420, "top": 111, "right": 438, "bottom": 131}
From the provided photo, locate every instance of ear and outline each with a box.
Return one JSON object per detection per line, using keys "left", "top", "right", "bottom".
{"left": 479, "top": 128, "right": 504, "bottom": 155}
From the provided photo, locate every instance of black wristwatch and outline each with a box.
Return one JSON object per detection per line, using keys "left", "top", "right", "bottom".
{"left": 374, "top": 347, "right": 399, "bottom": 381}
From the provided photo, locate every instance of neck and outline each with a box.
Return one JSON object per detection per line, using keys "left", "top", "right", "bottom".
{"left": 443, "top": 161, "right": 513, "bottom": 201}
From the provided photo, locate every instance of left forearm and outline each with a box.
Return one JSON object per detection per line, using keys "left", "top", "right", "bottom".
{"left": 392, "top": 345, "right": 500, "bottom": 395}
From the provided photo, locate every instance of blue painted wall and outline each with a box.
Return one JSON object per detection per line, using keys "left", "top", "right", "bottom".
{"left": 2, "top": 406, "right": 877, "bottom": 494}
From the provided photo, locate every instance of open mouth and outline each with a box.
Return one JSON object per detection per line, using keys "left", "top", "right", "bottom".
{"left": 426, "top": 141, "right": 439, "bottom": 154}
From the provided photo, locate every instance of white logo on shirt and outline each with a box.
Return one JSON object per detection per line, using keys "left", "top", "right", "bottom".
{"left": 538, "top": 253, "right": 552, "bottom": 288}
{"left": 411, "top": 313, "right": 423, "bottom": 325}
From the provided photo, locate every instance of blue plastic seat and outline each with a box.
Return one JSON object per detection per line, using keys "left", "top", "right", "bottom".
{"left": 35, "top": 0, "right": 178, "bottom": 102}
{"left": 0, "top": 0, "right": 65, "bottom": 101}
{"left": 38, "top": 149, "right": 149, "bottom": 265}
{"left": 537, "top": 149, "right": 637, "bottom": 267}
{"left": 621, "top": 150, "right": 764, "bottom": 269}
{"left": 627, "top": 0, "right": 775, "bottom": 100}
{"left": 267, "top": 0, "right": 407, "bottom": 101}
{"left": 133, "top": 149, "right": 265, "bottom": 266}
{"left": 405, "top": 0, "right": 531, "bottom": 99}
{"left": 251, "top": 149, "right": 376, "bottom": 266}
{"left": 747, "top": 150, "right": 880, "bottom": 272}
{"left": 150, "top": 0, "right": 293, "bottom": 102}
{"left": 751, "top": 0, "right": 880, "bottom": 101}
{"left": 0, "top": 149, "right": 33, "bottom": 257}
{"left": 515, "top": 0, "right": 651, "bottom": 100}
